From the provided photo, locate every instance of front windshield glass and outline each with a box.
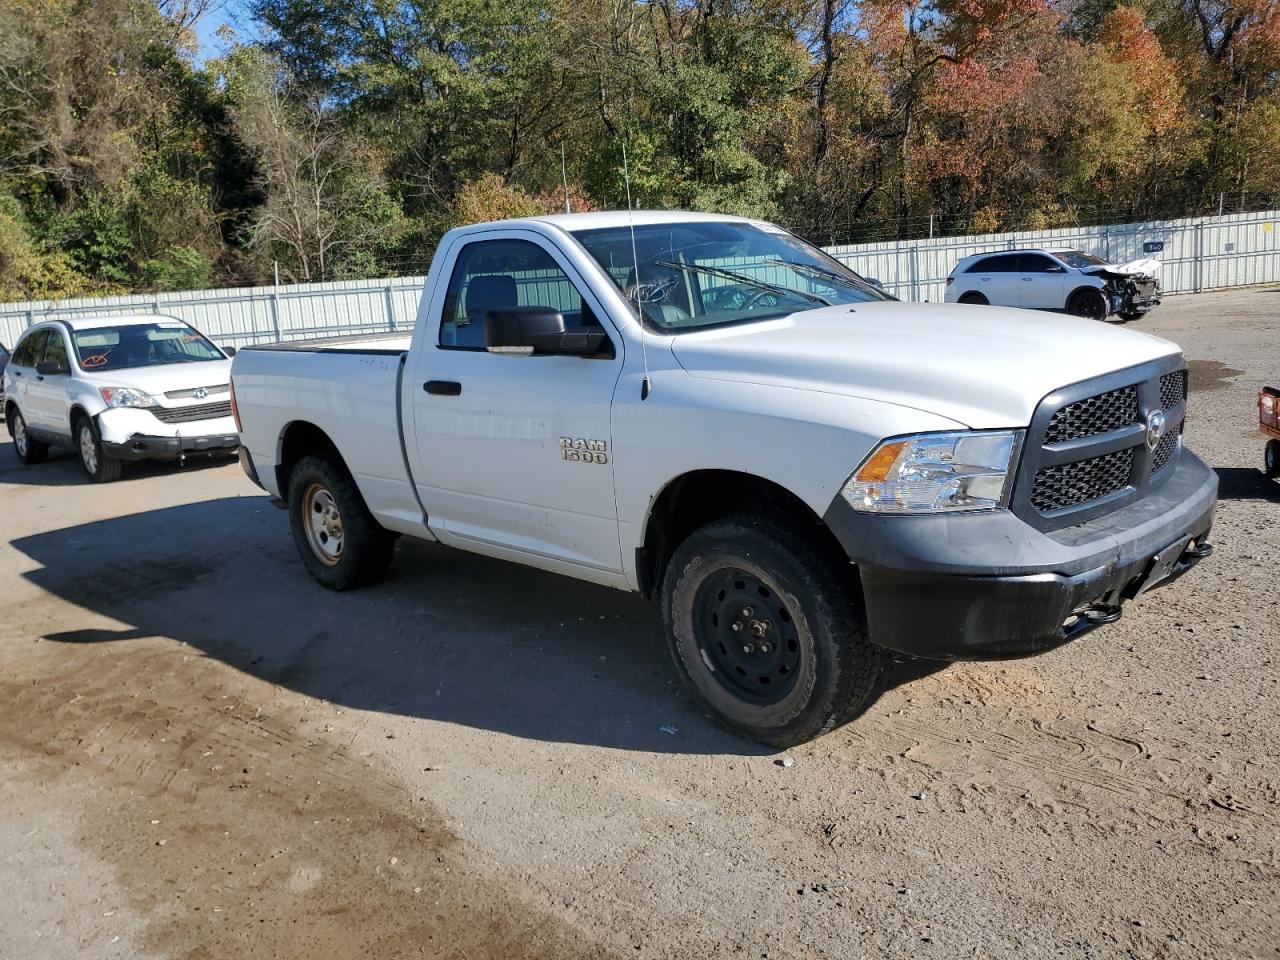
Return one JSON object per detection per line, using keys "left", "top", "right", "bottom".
{"left": 72, "top": 321, "right": 225, "bottom": 371}
{"left": 1052, "top": 250, "right": 1107, "bottom": 268}
{"left": 572, "top": 221, "right": 893, "bottom": 332}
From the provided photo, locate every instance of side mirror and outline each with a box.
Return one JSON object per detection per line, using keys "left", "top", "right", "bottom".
{"left": 36, "top": 360, "right": 68, "bottom": 376}
{"left": 222, "top": 346, "right": 237, "bottom": 357}
{"left": 1047, "top": 265, "right": 1067, "bottom": 273}
{"left": 866, "top": 277, "right": 886, "bottom": 291}
{"left": 485, "top": 307, "right": 608, "bottom": 357}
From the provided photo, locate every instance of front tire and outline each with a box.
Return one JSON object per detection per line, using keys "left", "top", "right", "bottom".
{"left": 10, "top": 410, "right": 49, "bottom": 465}
{"left": 288, "top": 452, "right": 395, "bottom": 590}
{"left": 1067, "top": 289, "right": 1108, "bottom": 321}
{"left": 661, "top": 516, "right": 881, "bottom": 747}
{"left": 76, "top": 416, "right": 122, "bottom": 482}
{"left": 1266, "top": 439, "right": 1280, "bottom": 479}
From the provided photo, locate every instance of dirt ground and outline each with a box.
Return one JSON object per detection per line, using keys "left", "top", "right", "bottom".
{"left": 1, "top": 288, "right": 1278, "bottom": 960}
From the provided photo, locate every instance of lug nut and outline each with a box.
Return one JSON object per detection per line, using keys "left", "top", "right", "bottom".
{"left": 731, "top": 621, "right": 743, "bottom": 632}
{"left": 742, "top": 644, "right": 754, "bottom": 654}
{"left": 741, "top": 607, "right": 754, "bottom": 618}
{"left": 759, "top": 643, "right": 772, "bottom": 654}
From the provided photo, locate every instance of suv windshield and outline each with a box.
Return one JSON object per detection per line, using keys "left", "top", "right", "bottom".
{"left": 572, "top": 221, "right": 892, "bottom": 332}
{"left": 71, "top": 322, "right": 224, "bottom": 371}
{"left": 1052, "top": 250, "right": 1107, "bottom": 269}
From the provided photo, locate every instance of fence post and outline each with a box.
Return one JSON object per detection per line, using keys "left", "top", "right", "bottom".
{"left": 910, "top": 244, "right": 920, "bottom": 302}
{"left": 1103, "top": 229, "right": 1110, "bottom": 262}
{"left": 384, "top": 283, "right": 396, "bottom": 332}
{"left": 269, "top": 288, "right": 283, "bottom": 342}
{"left": 1194, "top": 221, "right": 1204, "bottom": 294}
{"left": 26, "top": 306, "right": 35, "bottom": 329}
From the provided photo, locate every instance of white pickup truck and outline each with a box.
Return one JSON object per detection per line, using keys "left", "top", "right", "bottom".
{"left": 231, "top": 211, "right": 1217, "bottom": 746}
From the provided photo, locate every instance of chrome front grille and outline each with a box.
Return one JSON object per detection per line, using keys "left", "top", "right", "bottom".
{"left": 1044, "top": 386, "right": 1139, "bottom": 443}
{"left": 151, "top": 401, "right": 233, "bottom": 423}
{"left": 1013, "top": 358, "right": 1189, "bottom": 530}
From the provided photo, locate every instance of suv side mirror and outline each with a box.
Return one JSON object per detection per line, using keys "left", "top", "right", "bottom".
{"left": 485, "top": 307, "right": 608, "bottom": 357}
{"left": 36, "top": 360, "right": 68, "bottom": 376}
{"left": 222, "top": 346, "right": 237, "bottom": 357}
{"left": 1047, "top": 265, "right": 1066, "bottom": 273}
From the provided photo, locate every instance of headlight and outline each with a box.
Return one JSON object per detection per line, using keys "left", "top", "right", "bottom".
{"left": 99, "top": 386, "right": 156, "bottom": 408}
{"left": 842, "top": 430, "right": 1022, "bottom": 514}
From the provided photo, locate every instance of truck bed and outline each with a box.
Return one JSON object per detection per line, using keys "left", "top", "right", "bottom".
{"left": 233, "top": 341, "right": 426, "bottom": 535}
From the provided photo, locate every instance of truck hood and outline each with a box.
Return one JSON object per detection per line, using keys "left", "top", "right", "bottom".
{"left": 668, "top": 302, "right": 1180, "bottom": 428}
{"left": 81, "top": 359, "right": 232, "bottom": 399}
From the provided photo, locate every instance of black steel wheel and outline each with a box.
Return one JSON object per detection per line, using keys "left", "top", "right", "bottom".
{"left": 662, "top": 515, "right": 881, "bottom": 747}
{"left": 693, "top": 568, "right": 802, "bottom": 706}
{"left": 1266, "top": 439, "right": 1280, "bottom": 479}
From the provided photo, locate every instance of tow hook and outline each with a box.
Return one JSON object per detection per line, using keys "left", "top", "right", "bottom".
{"left": 1184, "top": 541, "right": 1214, "bottom": 560}
{"left": 1084, "top": 604, "right": 1123, "bottom": 625}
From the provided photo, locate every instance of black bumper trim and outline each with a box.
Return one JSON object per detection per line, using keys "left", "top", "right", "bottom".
{"left": 103, "top": 432, "right": 240, "bottom": 462}
{"left": 823, "top": 450, "right": 1217, "bottom": 660}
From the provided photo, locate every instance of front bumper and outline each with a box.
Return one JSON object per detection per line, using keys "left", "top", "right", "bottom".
{"left": 102, "top": 432, "right": 240, "bottom": 462}
{"left": 823, "top": 450, "right": 1217, "bottom": 660}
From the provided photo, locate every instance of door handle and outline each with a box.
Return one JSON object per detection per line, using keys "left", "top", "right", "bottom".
{"left": 1022, "top": 277, "right": 1034, "bottom": 282}
{"left": 424, "top": 380, "right": 462, "bottom": 396}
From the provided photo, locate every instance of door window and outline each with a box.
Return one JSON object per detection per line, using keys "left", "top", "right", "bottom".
{"left": 966, "top": 254, "right": 1020, "bottom": 273}
{"left": 439, "top": 239, "right": 603, "bottom": 350}
{"left": 41, "top": 329, "right": 69, "bottom": 370}
{"left": 1017, "top": 254, "right": 1060, "bottom": 272}
{"left": 12, "top": 330, "right": 49, "bottom": 367}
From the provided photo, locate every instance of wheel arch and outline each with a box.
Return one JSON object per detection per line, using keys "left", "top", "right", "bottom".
{"left": 68, "top": 403, "right": 92, "bottom": 434}
{"left": 957, "top": 290, "right": 989, "bottom": 305}
{"left": 275, "top": 420, "right": 344, "bottom": 496}
{"left": 635, "top": 468, "right": 847, "bottom": 600}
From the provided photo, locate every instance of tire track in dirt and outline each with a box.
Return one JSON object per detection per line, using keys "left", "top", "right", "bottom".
{"left": 0, "top": 640, "right": 619, "bottom": 960}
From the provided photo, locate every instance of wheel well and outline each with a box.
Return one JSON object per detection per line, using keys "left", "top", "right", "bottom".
{"left": 3, "top": 399, "right": 15, "bottom": 425}
{"left": 635, "top": 470, "right": 845, "bottom": 600}
{"left": 1067, "top": 284, "right": 1104, "bottom": 305}
{"left": 69, "top": 405, "right": 90, "bottom": 432}
{"left": 276, "top": 421, "right": 342, "bottom": 495}
{"left": 957, "top": 291, "right": 988, "bottom": 304}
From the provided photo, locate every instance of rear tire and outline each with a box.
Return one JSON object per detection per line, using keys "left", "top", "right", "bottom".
{"left": 9, "top": 410, "right": 49, "bottom": 465}
{"left": 957, "top": 292, "right": 988, "bottom": 305}
{"left": 76, "top": 415, "right": 122, "bottom": 483}
{"left": 1067, "top": 289, "right": 1108, "bottom": 321}
{"left": 660, "top": 515, "right": 881, "bottom": 747}
{"left": 288, "top": 452, "right": 395, "bottom": 590}
{"left": 1266, "top": 439, "right": 1280, "bottom": 479}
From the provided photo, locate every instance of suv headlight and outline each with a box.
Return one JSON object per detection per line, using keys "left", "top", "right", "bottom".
{"left": 842, "top": 430, "right": 1023, "bottom": 514}
{"left": 99, "top": 386, "right": 157, "bottom": 408}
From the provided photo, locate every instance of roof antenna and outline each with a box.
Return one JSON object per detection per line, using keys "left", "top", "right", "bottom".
{"left": 560, "top": 143, "right": 571, "bottom": 214}
{"left": 622, "top": 140, "right": 651, "bottom": 401}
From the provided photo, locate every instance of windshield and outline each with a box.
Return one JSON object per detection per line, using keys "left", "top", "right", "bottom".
{"left": 572, "top": 221, "right": 893, "bottom": 332}
{"left": 1052, "top": 250, "right": 1107, "bottom": 269}
{"left": 72, "top": 322, "right": 225, "bottom": 371}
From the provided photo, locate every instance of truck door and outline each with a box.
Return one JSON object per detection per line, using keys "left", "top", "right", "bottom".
{"left": 409, "top": 232, "right": 625, "bottom": 575}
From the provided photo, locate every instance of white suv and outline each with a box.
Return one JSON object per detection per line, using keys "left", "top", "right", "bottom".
{"left": 3, "top": 314, "right": 239, "bottom": 482}
{"left": 945, "top": 249, "right": 1160, "bottom": 321}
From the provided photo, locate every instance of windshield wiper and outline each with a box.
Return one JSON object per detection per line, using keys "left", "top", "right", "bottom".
{"left": 764, "top": 259, "right": 868, "bottom": 290}
{"left": 653, "top": 260, "right": 830, "bottom": 306}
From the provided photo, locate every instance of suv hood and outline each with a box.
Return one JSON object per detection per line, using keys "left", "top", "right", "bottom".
{"left": 668, "top": 302, "right": 1179, "bottom": 428}
{"left": 81, "top": 359, "right": 232, "bottom": 400}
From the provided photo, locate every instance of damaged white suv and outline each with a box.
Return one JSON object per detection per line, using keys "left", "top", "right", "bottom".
{"left": 945, "top": 249, "right": 1161, "bottom": 321}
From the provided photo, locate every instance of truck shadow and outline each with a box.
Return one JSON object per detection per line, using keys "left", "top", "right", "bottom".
{"left": 12, "top": 496, "right": 938, "bottom": 756}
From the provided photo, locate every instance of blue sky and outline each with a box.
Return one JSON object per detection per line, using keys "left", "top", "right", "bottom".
{"left": 192, "top": 2, "right": 243, "bottom": 62}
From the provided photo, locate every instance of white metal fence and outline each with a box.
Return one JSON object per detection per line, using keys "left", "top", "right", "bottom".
{"left": 2, "top": 208, "right": 1277, "bottom": 349}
